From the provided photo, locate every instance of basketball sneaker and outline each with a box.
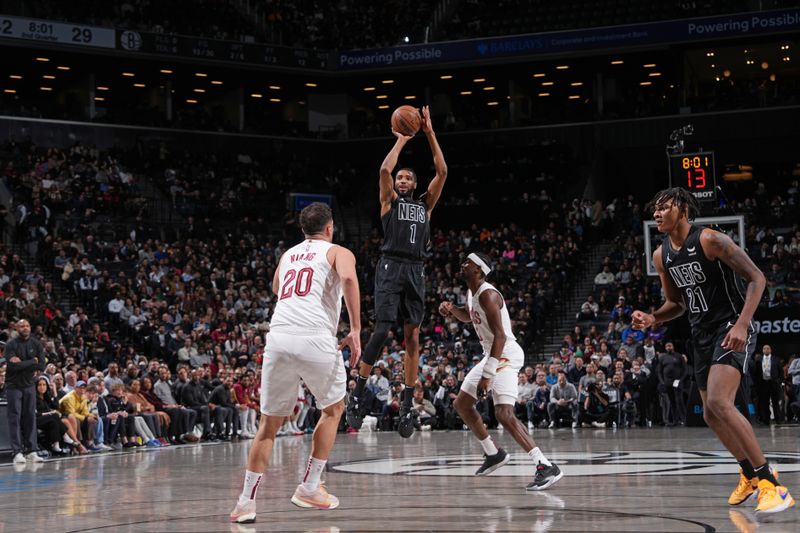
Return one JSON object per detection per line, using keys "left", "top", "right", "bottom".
{"left": 397, "top": 407, "right": 417, "bottom": 438}
{"left": 475, "top": 448, "right": 510, "bottom": 476}
{"left": 345, "top": 394, "right": 364, "bottom": 430}
{"left": 728, "top": 468, "right": 778, "bottom": 506}
{"left": 754, "top": 479, "right": 795, "bottom": 514}
{"left": 526, "top": 462, "right": 563, "bottom": 491}
{"left": 229, "top": 499, "right": 256, "bottom": 523}
{"left": 291, "top": 483, "right": 340, "bottom": 510}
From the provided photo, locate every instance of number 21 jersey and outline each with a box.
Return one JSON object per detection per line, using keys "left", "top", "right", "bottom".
{"left": 661, "top": 225, "right": 745, "bottom": 329}
{"left": 269, "top": 239, "right": 342, "bottom": 336}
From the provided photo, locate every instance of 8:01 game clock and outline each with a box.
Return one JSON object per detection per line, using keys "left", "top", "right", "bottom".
{"left": 668, "top": 151, "right": 717, "bottom": 203}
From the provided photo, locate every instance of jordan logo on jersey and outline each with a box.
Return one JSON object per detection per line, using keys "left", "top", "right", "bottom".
{"left": 398, "top": 202, "right": 426, "bottom": 223}
{"left": 668, "top": 261, "right": 707, "bottom": 288}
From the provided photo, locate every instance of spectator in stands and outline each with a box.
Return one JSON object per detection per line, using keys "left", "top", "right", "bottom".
{"left": 581, "top": 378, "right": 612, "bottom": 428}
{"left": 611, "top": 297, "right": 633, "bottom": 322}
{"left": 515, "top": 372, "right": 536, "bottom": 427}
{"left": 567, "top": 356, "right": 585, "bottom": 384}
{"left": 545, "top": 364, "right": 559, "bottom": 386}
{"left": 180, "top": 368, "right": 216, "bottom": 440}
{"left": 104, "top": 362, "right": 124, "bottom": 390}
{"left": 412, "top": 387, "right": 436, "bottom": 430}
{"left": 152, "top": 367, "right": 198, "bottom": 443}
{"left": 5, "top": 319, "right": 45, "bottom": 464}
{"left": 529, "top": 371, "right": 550, "bottom": 428}
{"left": 367, "top": 365, "right": 391, "bottom": 413}
{"left": 751, "top": 345, "right": 785, "bottom": 425}
{"left": 34, "top": 376, "right": 70, "bottom": 455}
{"left": 433, "top": 375, "right": 460, "bottom": 430}
{"left": 209, "top": 377, "right": 236, "bottom": 439}
{"left": 594, "top": 266, "right": 615, "bottom": 287}
{"left": 548, "top": 371, "right": 579, "bottom": 428}
{"left": 59, "top": 381, "right": 101, "bottom": 452}
{"left": 127, "top": 379, "right": 169, "bottom": 443}
{"left": 788, "top": 354, "right": 800, "bottom": 423}
{"left": 657, "top": 342, "right": 687, "bottom": 426}
{"left": 232, "top": 374, "right": 258, "bottom": 438}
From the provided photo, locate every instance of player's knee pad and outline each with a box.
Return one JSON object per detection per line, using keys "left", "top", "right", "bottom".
{"left": 361, "top": 321, "right": 393, "bottom": 366}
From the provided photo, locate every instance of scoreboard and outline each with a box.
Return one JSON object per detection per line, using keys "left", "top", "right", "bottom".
{"left": 668, "top": 151, "right": 716, "bottom": 204}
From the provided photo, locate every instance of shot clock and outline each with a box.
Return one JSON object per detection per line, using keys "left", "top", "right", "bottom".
{"left": 668, "top": 151, "right": 717, "bottom": 204}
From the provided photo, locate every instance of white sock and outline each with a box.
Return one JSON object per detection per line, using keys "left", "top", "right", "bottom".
{"left": 238, "top": 470, "right": 263, "bottom": 505}
{"left": 479, "top": 436, "right": 499, "bottom": 456}
{"left": 301, "top": 456, "right": 327, "bottom": 491}
{"left": 529, "top": 447, "right": 552, "bottom": 466}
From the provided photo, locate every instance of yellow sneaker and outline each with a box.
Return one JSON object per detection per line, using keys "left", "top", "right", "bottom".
{"left": 754, "top": 479, "right": 795, "bottom": 514}
{"left": 728, "top": 470, "right": 759, "bottom": 506}
{"left": 291, "top": 482, "right": 340, "bottom": 510}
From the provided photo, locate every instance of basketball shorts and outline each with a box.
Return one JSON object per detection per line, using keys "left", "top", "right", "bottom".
{"left": 260, "top": 331, "right": 346, "bottom": 416}
{"left": 460, "top": 344, "right": 524, "bottom": 406}
{"left": 374, "top": 257, "right": 425, "bottom": 326}
{"left": 692, "top": 320, "right": 756, "bottom": 390}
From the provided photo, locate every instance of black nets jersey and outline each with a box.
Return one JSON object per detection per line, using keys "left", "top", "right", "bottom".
{"left": 380, "top": 197, "right": 430, "bottom": 261}
{"left": 661, "top": 225, "right": 746, "bottom": 330}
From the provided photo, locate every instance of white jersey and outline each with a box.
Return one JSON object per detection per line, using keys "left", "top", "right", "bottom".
{"left": 269, "top": 239, "right": 342, "bottom": 336}
{"left": 467, "top": 281, "right": 521, "bottom": 356}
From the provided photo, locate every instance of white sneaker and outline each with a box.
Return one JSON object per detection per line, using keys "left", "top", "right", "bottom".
{"left": 528, "top": 422, "right": 535, "bottom": 431}
{"left": 548, "top": 421, "right": 555, "bottom": 429}
{"left": 98, "top": 443, "right": 113, "bottom": 451}
{"left": 26, "top": 452, "right": 44, "bottom": 463}
{"left": 13, "top": 453, "right": 26, "bottom": 464}
{"left": 592, "top": 421, "right": 606, "bottom": 428}
{"left": 63, "top": 435, "right": 74, "bottom": 445}
{"left": 571, "top": 421, "right": 579, "bottom": 428}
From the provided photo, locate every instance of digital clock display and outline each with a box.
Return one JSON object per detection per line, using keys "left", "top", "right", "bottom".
{"left": 668, "top": 151, "right": 716, "bottom": 202}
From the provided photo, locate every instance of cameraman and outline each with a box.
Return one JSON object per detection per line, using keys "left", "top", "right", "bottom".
{"left": 582, "top": 378, "right": 612, "bottom": 428}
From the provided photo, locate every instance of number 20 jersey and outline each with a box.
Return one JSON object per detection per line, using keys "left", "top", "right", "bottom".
{"left": 660, "top": 225, "right": 745, "bottom": 330}
{"left": 269, "top": 239, "right": 342, "bottom": 336}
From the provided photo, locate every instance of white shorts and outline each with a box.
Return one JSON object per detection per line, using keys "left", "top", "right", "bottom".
{"left": 461, "top": 350, "right": 523, "bottom": 406}
{"left": 260, "top": 331, "right": 346, "bottom": 416}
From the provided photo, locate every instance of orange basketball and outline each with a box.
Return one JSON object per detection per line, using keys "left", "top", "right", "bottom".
{"left": 391, "top": 105, "right": 421, "bottom": 136}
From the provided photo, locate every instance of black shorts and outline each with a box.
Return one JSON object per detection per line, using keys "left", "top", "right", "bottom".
{"left": 374, "top": 256, "right": 425, "bottom": 326}
{"left": 692, "top": 321, "right": 756, "bottom": 390}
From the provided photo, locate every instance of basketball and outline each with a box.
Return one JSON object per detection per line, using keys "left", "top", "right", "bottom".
{"left": 391, "top": 105, "right": 421, "bottom": 136}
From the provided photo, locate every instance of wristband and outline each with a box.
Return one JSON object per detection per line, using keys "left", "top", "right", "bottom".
{"left": 481, "top": 357, "right": 499, "bottom": 378}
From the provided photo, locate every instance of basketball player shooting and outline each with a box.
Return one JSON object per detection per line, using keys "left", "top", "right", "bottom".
{"left": 632, "top": 188, "right": 794, "bottom": 515}
{"left": 230, "top": 203, "right": 361, "bottom": 523}
{"left": 439, "top": 253, "right": 562, "bottom": 490}
{"left": 347, "top": 105, "right": 447, "bottom": 438}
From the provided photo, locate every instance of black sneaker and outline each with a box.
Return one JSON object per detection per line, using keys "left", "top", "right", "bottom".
{"left": 475, "top": 448, "right": 510, "bottom": 476}
{"left": 526, "top": 462, "right": 563, "bottom": 491}
{"left": 397, "top": 407, "right": 417, "bottom": 438}
{"left": 346, "top": 394, "right": 364, "bottom": 430}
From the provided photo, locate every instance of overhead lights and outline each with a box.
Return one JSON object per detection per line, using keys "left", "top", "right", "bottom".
{"left": 134, "top": 83, "right": 146, "bottom": 88}
{"left": 268, "top": 85, "right": 281, "bottom": 90}
{"left": 761, "top": 62, "right": 769, "bottom": 70}
{"left": 780, "top": 44, "right": 790, "bottom": 50}
{"left": 532, "top": 73, "right": 546, "bottom": 77}
{"left": 482, "top": 86, "right": 495, "bottom": 91}
{"left": 269, "top": 98, "right": 280, "bottom": 102}
{"left": 745, "top": 59, "right": 755, "bottom": 65}
{"left": 568, "top": 95, "right": 581, "bottom": 100}
{"left": 43, "top": 75, "right": 55, "bottom": 80}
{"left": 648, "top": 72, "right": 662, "bottom": 77}
{"left": 195, "top": 72, "right": 207, "bottom": 77}
{"left": 639, "top": 81, "right": 652, "bottom": 86}
{"left": 715, "top": 76, "right": 721, "bottom": 82}
{"left": 305, "top": 82, "right": 318, "bottom": 87}
{"left": 556, "top": 65, "right": 569, "bottom": 70}
{"left": 57, "top": 66, "right": 70, "bottom": 71}
{"left": 94, "top": 96, "right": 105, "bottom": 101}
{"left": 186, "top": 99, "right": 198, "bottom": 103}
{"left": 538, "top": 92, "right": 550, "bottom": 97}
{"left": 9, "top": 75, "right": 22, "bottom": 80}
{"left": 363, "top": 86, "right": 376, "bottom": 91}
{"left": 122, "top": 72, "right": 135, "bottom": 77}
{"left": 381, "top": 80, "right": 394, "bottom": 84}
{"left": 769, "top": 73, "right": 777, "bottom": 81}
{"left": 404, "top": 95, "right": 416, "bottom": 100}
{"left": 643, "top": 63, "right": 656, "bottom": 68}
{"left": 570, "top": 82, "right": 583, "bottom": 86}
{"left": 487, "top": 101, "right": 499, "bottom": 106}
{"left": 706, "top": 51, "right": 715, "bottom": 57}
{"left": 440, "top": 75, "right": 453, "bottom": 79}
{"left": 376, "top": 94, "right": 388, "bottom": 99}
{"left": 541, "top": 81, "right": 554, "bottom": 86}
{"left": 193, "top": 88, "right": 205, "bottom": 93}
{"left": 610, "top": 60, "right": 624, "bottom": 65}
{"left": 96, "top": 86, "right": 109, "bottom": 91}
{"left": 3, "top": 89, "right": 16, "bottom": 94}
{"left": 473, "top": 78, "right": 486, "bottom": 82}
{"left": 378, "top": 104, "right": 389, "bottom": 109}
{"left": 160, "top": 69, "right": 173, "bottom": 74}
{"left": 710, "top": 64, "right": 716, "bottom": 68}
{"left": 723, "top": 69, "right": 731, "bottom": 78}
{"left": 250, "top": 93, "right": 263, "bottom": 98}
{"left": 211, "top": 80, "right": 223, "bottom": 85}
{"left": 460, "top": 90, "right": 472, "bottom": 95}
{"left": 783, "top": 56, "right": 791, "bottom": 62}
{"left": 40, "top": 86, "right": 53, "bottom": 91}
{"left": 35, "top": 57, "right": 50, "bottom": 62}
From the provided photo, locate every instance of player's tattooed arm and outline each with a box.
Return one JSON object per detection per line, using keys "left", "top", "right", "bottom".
{"left": 701, "top": 229, "right": 765, "bottom": 330}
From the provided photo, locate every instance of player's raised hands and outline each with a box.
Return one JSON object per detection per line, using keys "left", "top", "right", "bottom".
{"left": 420, "top": 105, "right": 433, "bottom": 134}
{"left": 391, "top": 129, "right": 414, "bottom": 143}
{"left": 339, "top": 329, "right": 362, "bottom": 367}
{"left": 631, "top": 310, "right": 655, "bottom": 331}
{"left": 438, "top": 301, "right": 453, "bottom": 316}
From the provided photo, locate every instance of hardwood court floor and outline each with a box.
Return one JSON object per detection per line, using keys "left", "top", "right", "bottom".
{"left": 1, "top": 425, "right": 798, "bottom": 532}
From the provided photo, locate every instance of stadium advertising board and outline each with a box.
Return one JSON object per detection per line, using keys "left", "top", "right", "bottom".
{"left": 338, "top": 8, "right": 800, "bottom": 70}
{"left": 752, "top": 307, "right": 800, "bottom": 354}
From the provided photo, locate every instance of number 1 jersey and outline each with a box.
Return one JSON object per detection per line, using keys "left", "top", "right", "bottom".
{"left": 660, "top": 225, "right": 745, "bottom": 330}
{"left": 380, "top": 197, "right": 430, "bottom": 260}
{"left": 270, "top": 239, "right": 342, "bottom": 336}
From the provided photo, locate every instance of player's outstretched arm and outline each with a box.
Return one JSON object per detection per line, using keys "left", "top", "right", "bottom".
{"left": 632, "top": 246, "right": 685, "bottom": 330}
{"left": 421, "top": 106, "right": 448, "bottom": 215}
{"left": 438, "top": 301, "right": 471, "bottom": 323}
{"left": 701, "top": 229, "right": 766, "bottom": 352}
{"left": 331, "top": 246, "right": 362, "bottom": 362}
{"left": 379, "top": 131, "right": 413, "bottom": 212}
